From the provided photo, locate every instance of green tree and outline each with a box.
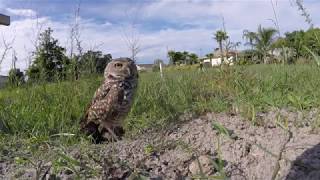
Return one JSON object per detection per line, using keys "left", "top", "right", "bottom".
{"left": 214, "top": 30, "right": 228, "bottom": 63}
{"left": 284, "top": 30, "right": 305, "bottom": 58}
{"left": 182, "top": 51, "right": 189, "bottom": 64}
{"left": 243, "top": 30, "right": 256, "bottom": 50}
{"left": 242, "top": 30, "right": 256, "bottom": 62}
{"left": 188, "top": 53, "right": 198, "bottom": 64}
{"left": 96, "top": 54, "right": 112, "bottom": 73}
{"left": 168, "top": 51, "right": 184, "bottom": 65}
{"left": 80, "top": 50, "right": 102, "bottom": 74}
{"left": 167, "top": 51, "right": 198, "bottom": 65}
{"left": 79, "top": 50, "right": 111, "bottom": 74}
{"left": 281, "top": 28, "right": 320, "bottom": 61}
{"left": 27, "top": 28, "right": 69, "bottom": 82}
{"left": 252, "top": 26, "right": 278, "bottom": 64}
{"left": 8, "top": 68, "right": 24, "bottom": 86}
{"left": 167, "top": 51, "right": 175, "bottom": 65}
{"left": 304, "top": 28, "right": 320, "bottom": 56}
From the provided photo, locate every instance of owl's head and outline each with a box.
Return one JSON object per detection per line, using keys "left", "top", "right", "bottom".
{"left": 104, "top": 57, "right": 138, "bottom": 81}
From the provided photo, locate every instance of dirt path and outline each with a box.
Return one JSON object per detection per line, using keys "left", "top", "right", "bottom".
{"left": 2, "top": 109, "right": 320, "bottom": 179}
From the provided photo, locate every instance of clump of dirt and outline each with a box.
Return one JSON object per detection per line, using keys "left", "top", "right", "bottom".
{"left": 2, "top": 109, "right": 320, "bottom": 179}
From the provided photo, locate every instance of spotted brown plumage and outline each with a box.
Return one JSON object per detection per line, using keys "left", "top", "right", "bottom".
{"left": 80, "top": 58, "right": 138, "bottom": 143}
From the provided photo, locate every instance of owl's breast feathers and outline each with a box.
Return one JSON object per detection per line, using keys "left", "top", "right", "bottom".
{"left": 80, "top": 80, "right": 137, "bottom": 136}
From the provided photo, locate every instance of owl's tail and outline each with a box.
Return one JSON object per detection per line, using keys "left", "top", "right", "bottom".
{"left": 80, "top": 119, "right": 105, "bottom": 143}
{"left": 79, "top": 104, "right": 105, "bottom": 143}
{"left": 79, "top": 103, "right": 91, "bottom": 131}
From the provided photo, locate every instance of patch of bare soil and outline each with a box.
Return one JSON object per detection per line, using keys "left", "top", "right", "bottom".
{"left": 2, "top": 109, "right": 320, "bottom": 179}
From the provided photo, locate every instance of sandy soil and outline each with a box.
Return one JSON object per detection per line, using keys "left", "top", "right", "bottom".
{"left": 1, "top": 108, "right": 320, "bottom": 179}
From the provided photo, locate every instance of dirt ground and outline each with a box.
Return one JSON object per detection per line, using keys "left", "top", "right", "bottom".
{"left": 1, "top": 108, "right": 320, "bottom": 179}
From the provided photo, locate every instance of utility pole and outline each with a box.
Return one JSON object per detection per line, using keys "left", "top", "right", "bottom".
{"left": 0, "top": 14, "right": 10, "bottom": 26}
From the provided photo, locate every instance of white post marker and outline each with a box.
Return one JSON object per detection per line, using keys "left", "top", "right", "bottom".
{"left": 0, "top": 14, "right": 10, "bottom": 26}
{"left": 159, "top": 62, "right": 163, "bottom": 78}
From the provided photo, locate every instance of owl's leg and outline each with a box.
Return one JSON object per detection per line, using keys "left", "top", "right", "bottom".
{"left": 98, "top": 122, "right": 124, "bottom": 142}
{"left": 102, "top": 127, "right": 120, "bottom": 142}
{"left": 103, "top": 127, "right": 125, "bottom": 142}
{"left": 80, "top": 121, "right": 105, "bottom": 143}
{"left": 113, "top": 126, "right": 125, "bottom": 137}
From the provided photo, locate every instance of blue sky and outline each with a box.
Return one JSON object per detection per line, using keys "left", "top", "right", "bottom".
{"left": 0, "top": 0, "right": 319, "bottom": 75}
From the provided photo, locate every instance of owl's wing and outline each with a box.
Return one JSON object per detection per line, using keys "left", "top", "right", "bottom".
{"left": 80, "top": 84, "right": 125, "bottom": 137}
{"left": 91, "top": 84, "right": 125, "bottom": 121}
{"left": 91, "top": 83, "right": 111, "bottom": 104}
{"left": 80, "top": 83, "right": 111, "bottom": 129}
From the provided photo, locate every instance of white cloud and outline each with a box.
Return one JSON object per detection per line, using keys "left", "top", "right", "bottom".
{"left": 102, "top": 21, "right": 112, "bottom": 26}
{"left": 6, "top": 8, "right": 37, "bottom": 17}
{"left": 0, "top": 17, "right": 52, "bottom": 75}
{"left": 0, "top": 15, "right": 211, "bottom": 75}
{"left": 142, "top": 0, "right": 315, "bottom": 31}
{"left": 0, "top": 0, "right": 320, "bottom": 75}
{"left": 0, "top": 16, "right": 129, "bottom": 75}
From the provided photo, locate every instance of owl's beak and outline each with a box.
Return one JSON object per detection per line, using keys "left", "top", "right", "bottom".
{"left": 108, "top": 73, "right": 123, "bottom": 80}
{"left": 108, "top": 74, "right": 114, "bottom": 79}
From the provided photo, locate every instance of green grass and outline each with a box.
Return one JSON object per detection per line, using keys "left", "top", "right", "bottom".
{"left": 2, "top": 64, "right": 320, "bottom": 178}
{"left": 0, "top": 75, "right": 101, "bottom": 136}
{"left": 129, "top": 64, "right": 320, "bottom": 131}
{"left": 1, "top": 64, "right": 320, "bottom": 139}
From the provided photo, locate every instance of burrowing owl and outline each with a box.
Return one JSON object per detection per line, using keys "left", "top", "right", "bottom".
{"left": 80, "top": 58, "right": 138, "bottom": 142}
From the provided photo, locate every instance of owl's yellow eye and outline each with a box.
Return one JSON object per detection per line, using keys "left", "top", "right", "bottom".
{"left": 114, "top": 63, "right": 123, "bottom": 68}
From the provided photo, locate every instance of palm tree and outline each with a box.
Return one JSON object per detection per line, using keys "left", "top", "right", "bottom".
{"left": 188, "top": 53, "right": 198, "bottom": 64}
{"left": 214, "top": 30, "right": 228, "bottom": 63}
{"left": 243, "top": 30, "right": 256, "bottom": 50}
{"left": 182, "top": 51, "right": 189, "bottom": 64}
{"left": 205, "top": 53, "right": 214, "bottom": 60}
{"left": 230, "top": 42, "right": 241, "bottom": 62}
{"left": 243, "top": 30, "right": 257, "bottom": 62}
{"left": 252, "top": 26, "right": 278, "bottom": 64}
{"left": 168, "top": 50, "right": 178, "bottom": 65}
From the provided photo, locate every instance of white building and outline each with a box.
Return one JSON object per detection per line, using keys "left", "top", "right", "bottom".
{"left": 202, "top": 49, "right": 238, "bottom": 67}
{"left": 203, "top": 56, "right": 235, "bottom": 67}
{"left": 136, "top": 64, "right": 154, "bottom": 71}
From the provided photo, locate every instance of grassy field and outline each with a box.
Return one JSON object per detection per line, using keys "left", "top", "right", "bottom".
{"left": 1, "top": 64, "right": 320, "bottom": 178}
{"left": 1, "top": 64, "right": 320, "bottom": 141}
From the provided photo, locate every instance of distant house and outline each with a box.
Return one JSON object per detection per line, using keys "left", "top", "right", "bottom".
{"left": 0, "top": 75, "right": 8, "bottom": 88}
{"left": 203, "top": 56, "right": 235, "bottom": 66}
{"left": 136, "top": 64, "right": 154, "bottom": 72}
{"left": 202, "top": 50, "right": 238, "bottom": 67}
